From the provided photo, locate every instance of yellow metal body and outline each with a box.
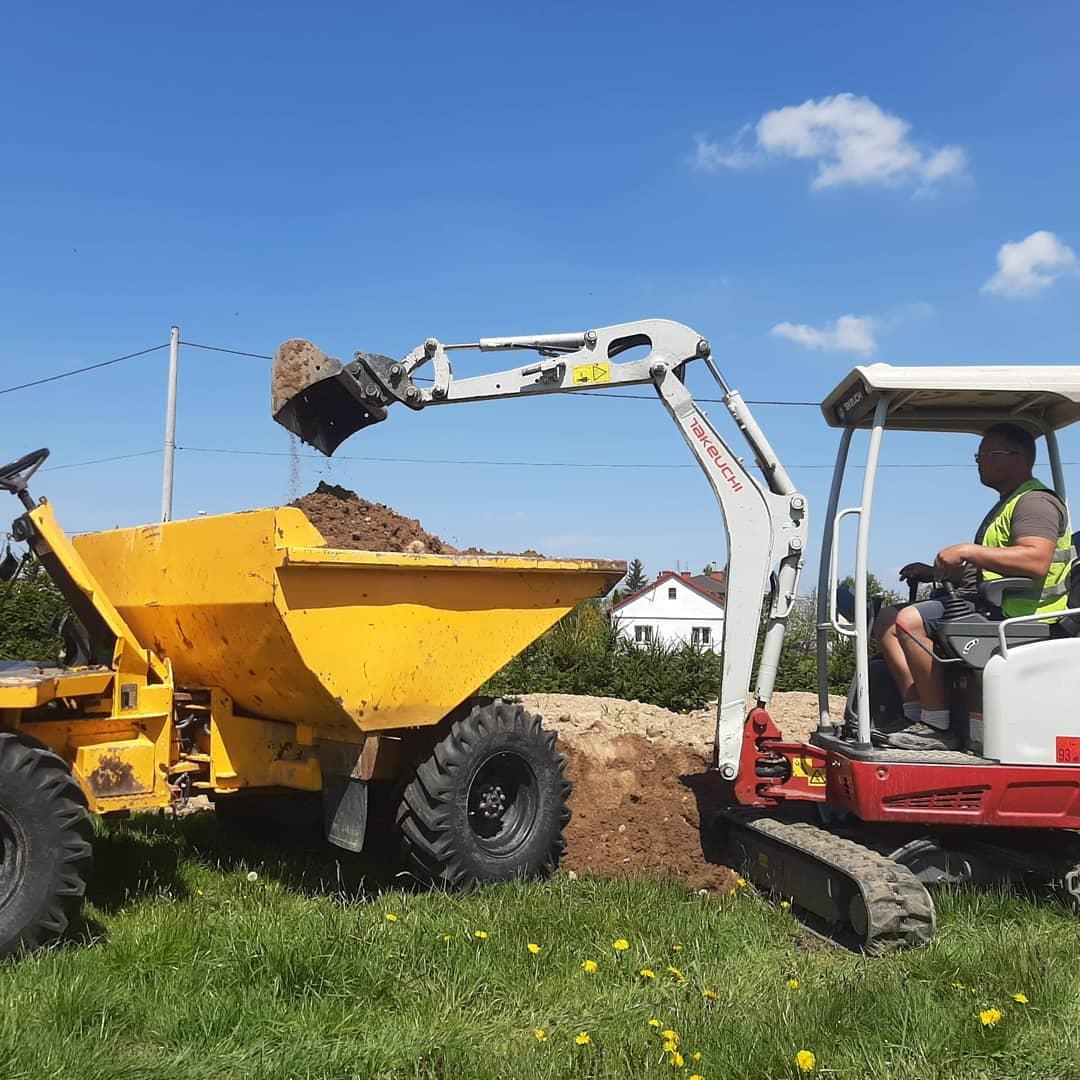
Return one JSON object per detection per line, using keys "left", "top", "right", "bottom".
{"left": 72, "top": 507, "right": 623, "bottom": 735}
{"left": 0, "top": 502, "right": 621, "bottom": 813}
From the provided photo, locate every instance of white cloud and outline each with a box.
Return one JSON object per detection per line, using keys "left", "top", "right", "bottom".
{"left": 770, "top": 315, "right": 878, "bottom": 357}
{"left": 692, "top": 93, "right": 967, "bottom": 192}
{"left": 981, "top": 230, "right": 1078, "bottom": 298}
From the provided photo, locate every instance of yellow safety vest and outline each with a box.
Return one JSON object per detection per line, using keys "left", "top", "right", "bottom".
{"left": 976, "top": 479, "right": 1074, "bottom": 618}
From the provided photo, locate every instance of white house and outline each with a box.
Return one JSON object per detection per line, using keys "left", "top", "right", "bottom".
{"left": 611, "top": 571, "right": 726, "bottom": 653}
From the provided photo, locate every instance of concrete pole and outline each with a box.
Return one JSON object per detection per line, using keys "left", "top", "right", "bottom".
{"left": 161, "top": 326, "right": 180, "bottom": 522}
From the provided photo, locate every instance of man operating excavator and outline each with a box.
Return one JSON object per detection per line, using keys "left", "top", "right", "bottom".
{"left": 873, "top": 423, "right": 1073, "bottom": 751}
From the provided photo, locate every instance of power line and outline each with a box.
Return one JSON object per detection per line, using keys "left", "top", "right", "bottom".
{"left": 0, "top": 343, "right": 168, "bottom": 396}
{"left": 41, "top": 450, "right": 162, "bottom": 473}
{"left": 179, "top": 341, "right": 273, "bottom": 360}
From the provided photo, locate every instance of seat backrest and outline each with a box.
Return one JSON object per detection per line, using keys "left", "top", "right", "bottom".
{"left": 1057, "top": 531, "right": 1080, "bottom": 637}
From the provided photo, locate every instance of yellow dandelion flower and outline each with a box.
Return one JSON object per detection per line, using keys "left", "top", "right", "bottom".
{"left": 951, "top": 981, "right": 966, "bottom": 991}
{"left": 666, "top": 965, "right": 685, "bottom": 982}
{"left": 196, "top": 889, "right": 204, "bottom": 897}
{"left": 574, "top": 1032, "right": 590, "bottom": 1046}
{"left": 527, "top": 943, "right": 541, "bottom": 955}
{"left": 441, "top": 932, "right": 453, "bottom": 942}
{"left": 660, "top": 1029, "right": 678, "bottom": 1043}
{"left": 671, "top": 942, "right": 683, "bottom": 951}
{"left": 689, "top": 1075, "right": 704, "bottom": 1080}
{"left": 787, "top": 978, "right": 800, "bottom": 990}
{"left": 979, "top": 1008, "right": 1003, "bottom": 1028}
{"left": 780, "top": 900, "right": 791, "bottom": 910}
{"left": 613, "top": 938, "right": 630, "bottom": 951}
{"left": 668, "top": 1050, "right": 684, "bottom": 1068}
{"left": 384, "top": 912, "right": 398, "bottom": 922}
{"left": 533, "top": 1028, "right": 547, "bottom": 1042}
{"left": 692, "top": 1051, "right": 703, "bottom": 1062}
{"left": 702, "top": 988, "right": 718, "bottom": 1001}
{"left": 639, "top": 968, "right": 656, "bottom": 980}
{"left": 796, "top": 1049, "right": 816, "bottom": 1072}
{"left": 473, "top": 930, "right": 489, "bottom": 940}
{"left": 728, "top": 887, "right": 737, "bottom": 896}
{"left": 736, "top": 876, "right": 747, "bottom": 887}
{"left": 1012, "top": 993, "right": 1029, "bottom": 1004}
{"left": 662, "top": 1040, "right": 678, "bottom": 1054}
{"left": 581, "top": 959, "right": 598, "bottom": 974}
{"left": 647, "top": 1018, "right": 662, "bottom": 1029}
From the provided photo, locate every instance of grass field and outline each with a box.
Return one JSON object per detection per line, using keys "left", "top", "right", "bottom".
{"left": 0, "top": 813, "right": 1078, "bottom": 1080}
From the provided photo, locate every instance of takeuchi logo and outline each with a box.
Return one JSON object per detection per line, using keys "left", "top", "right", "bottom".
{"left": 689, "top": 416, "right": 744, "bottom": 492}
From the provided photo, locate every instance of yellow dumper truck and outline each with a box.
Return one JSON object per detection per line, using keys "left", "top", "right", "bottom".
{"left": 0, "top": 449, "right": 623, "bottom": 956}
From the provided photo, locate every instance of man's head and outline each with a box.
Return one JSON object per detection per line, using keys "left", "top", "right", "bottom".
{"left": 976, "top": 423, "right": 1036, "bottom": 493}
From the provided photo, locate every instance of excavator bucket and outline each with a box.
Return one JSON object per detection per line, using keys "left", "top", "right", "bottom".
{"left": 271, "top": 339, "right": 388, "bottom": 455}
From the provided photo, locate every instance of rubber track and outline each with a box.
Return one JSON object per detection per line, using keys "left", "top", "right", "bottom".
{"left": 727, "top": 816, "right": 936, "bottom": 953}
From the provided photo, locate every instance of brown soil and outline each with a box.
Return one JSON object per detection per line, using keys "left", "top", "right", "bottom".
{"left": 290, "top": 481, "right": 544, "bottom": 557}
{"left": 524, "top": 691, "right": 844, "bottom": 893}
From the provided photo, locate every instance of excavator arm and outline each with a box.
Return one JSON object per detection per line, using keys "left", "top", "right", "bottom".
{"left": 271, "top": 318, "right": 808, "bottom": 777}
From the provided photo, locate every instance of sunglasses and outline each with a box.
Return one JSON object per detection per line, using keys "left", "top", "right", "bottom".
{"left": 973, "top": 450, "right": 1020, "bottom": 462}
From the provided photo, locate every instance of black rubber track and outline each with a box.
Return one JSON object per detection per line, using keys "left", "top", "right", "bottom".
{"left": 396, "top": 701, "right": 571, "bottom": 887}
{"left": 0, "top": 732, "right": 93, "bottom": 958}
{"left": 725, "top": 815, "right": 936, "bottom": 953}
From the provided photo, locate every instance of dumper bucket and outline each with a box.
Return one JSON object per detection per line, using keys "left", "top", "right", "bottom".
{"left": 272, "top": 339, "right": 390, "bottom": 455}
{"left": 72, "top": 508, "right": 625, "bottom": 736}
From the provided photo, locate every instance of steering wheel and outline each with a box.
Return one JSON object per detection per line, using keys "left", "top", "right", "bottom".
{"left": 0, "top": 448, "right": 50, "bottom": 494}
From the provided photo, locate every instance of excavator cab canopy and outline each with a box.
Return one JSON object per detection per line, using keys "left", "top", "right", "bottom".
{"left": 822, "top": 364, "right": 1080, "bottom": 435}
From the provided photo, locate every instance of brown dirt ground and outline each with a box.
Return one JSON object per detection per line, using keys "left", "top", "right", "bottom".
{"left": 290, "top": 481, "right": 542, "bottom": 556}
{"left": 522, "top": 691, "right": 845, "bottom": 893}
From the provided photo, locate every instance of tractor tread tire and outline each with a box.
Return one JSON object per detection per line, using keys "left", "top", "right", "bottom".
{"left": 396, "top": 701, "right": 571, "bottom": 888}
{"left": 0, "top": 732, "right": 93, "bottom": 958}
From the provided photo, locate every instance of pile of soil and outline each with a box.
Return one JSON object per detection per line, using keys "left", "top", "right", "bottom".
{"left": 290, "top": 481, "right": 543, "bottom": 557}
{"left": 523, "top": 691, "right": 843, "bottom": 893}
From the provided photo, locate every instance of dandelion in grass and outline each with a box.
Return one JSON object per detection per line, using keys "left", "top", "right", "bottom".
{"left": 787, "top": 977, "right": 800, "bottom": 990}
{"left": 780, "top": 900, "right": 791, "bottom": 910}
{"left": 647, "top": 1019, "right": 662, "bottom": 1029}
{"left": 795, "top": 1049, "right": 816, "bottom": 1072}
{"left": 527, "top": 943, "right": 541, "bottom": 955}
{"left": 660, "top": 1029, "right": 678, "bottom": 1043}
{"left": 702, "top": 988, "right": 718, "bottom": 1001}
{"left": 613, "top": 938, "right": 629, "bottom": 951}
{"left": 441, "top": 933, "right": 453, "bottom": 942}
{"left": 979, "top": 1008, "right": 1003, "bottom": 1028}
{"left": 951, "top": 982, "right": 966, "bottom": 991}
{"left": 533, "top": 1028, "right": 547, "bottom": 1043}
{"left": 667, "top": 1050, "right": 684, "bottom": 1068}
{"left": 473, "top": 930, "right": 489, "bottom": 940}
{"left": 384, "top": 912, "right": 398, "bottom": 922}
{"left": 671, "top": 942, "right": 683, "bottom": 952}
{"left": 1012, "top": 993, "right": 1029, "bottom": 1004}
{"left": 689, "top": 1075, "right": 704, "bottom": 1080}
{"left": 666, "top": 965, "right": 685, "bottom": 983}
{"left": 736, "top": 876, "right": 747, "bottom": 888}
{"left": 662, "top": 1040, "right": 678, "bottom": 1054}
{"left": 639, "top": 968, "right": 656, "bottom": 980}
{"left": 575, "top": 1032, "right": 591, "bottom": 1046}
{"left": 692, "top": 1051, "right": 703, "bottom": 1062}
{"left": 581, "top": 959, "right": 598, "bottom": 974}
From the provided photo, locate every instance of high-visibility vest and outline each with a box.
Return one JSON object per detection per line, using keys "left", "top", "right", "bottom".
{"left": 976, "top": 478, "right": 1075, "bottom": 618}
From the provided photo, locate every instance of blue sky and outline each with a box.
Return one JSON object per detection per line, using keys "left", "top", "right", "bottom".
{"left": 2, "top": 2, "right": 1079, "bottom": 592}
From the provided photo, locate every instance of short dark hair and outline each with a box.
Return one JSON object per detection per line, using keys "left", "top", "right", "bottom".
{"left": 984, "top": 422, "right": 1036, "bottom": 461}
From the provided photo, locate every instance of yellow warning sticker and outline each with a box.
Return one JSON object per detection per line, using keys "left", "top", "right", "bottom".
{"left": 572, "top": 361, "right": 611, "bottom": 385}
{"left": 790, "top": 756, "right": 827, "bottom": 786}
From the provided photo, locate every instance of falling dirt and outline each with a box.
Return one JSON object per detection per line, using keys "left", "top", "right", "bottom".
{"left": 523, "top": 691, "right": 845, "bottom": 893}
{"left": 291, "top": 480, "right": 545, "bottom": 556}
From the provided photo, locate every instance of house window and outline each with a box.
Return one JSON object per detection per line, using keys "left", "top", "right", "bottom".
{"left": 667, "top": 587, "right": 677, "bottom": 599}
{"left": 691, "top": 626, "right": 712, "bottom": 646}
{"left": 634, "top": 625, "right": 655, "bottom": 643}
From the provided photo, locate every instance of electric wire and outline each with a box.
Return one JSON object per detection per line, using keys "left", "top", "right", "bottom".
{"left": 0, "top": 343, "right": 168, "bottom": 396}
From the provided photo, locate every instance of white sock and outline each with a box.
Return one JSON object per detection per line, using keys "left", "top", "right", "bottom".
{"left": 902, "top": 701, "right": 921, "bottom": 723}
{"left": 921, "top": 708, "right": 951, "bottom": 731}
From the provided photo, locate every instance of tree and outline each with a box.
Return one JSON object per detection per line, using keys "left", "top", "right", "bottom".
{"left": 0, "top": 560, "right": 68, "bottom": 662}
{"left": 623, "top": 558, "right": 647, "bottom": 593}
{"left": 840, "top": 572, "right": 902, "bottom": 608}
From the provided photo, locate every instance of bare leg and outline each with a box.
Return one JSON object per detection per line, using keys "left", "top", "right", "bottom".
{"left": 895, "top": 607, "right": 947, "bottom": 710}
{"left": 873, "top": 606, "right": 917, "bottom": 703}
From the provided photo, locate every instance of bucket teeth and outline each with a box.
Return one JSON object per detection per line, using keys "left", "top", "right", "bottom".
{"left": 271, "top": 339, "right": 388, "bottom": 455}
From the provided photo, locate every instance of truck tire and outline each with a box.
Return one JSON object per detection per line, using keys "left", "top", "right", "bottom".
{"left": 396, "top": 701, "right": 571, "bottom": 887}
{"left": 0, "top": 733, "right": 93, "bottom": 957}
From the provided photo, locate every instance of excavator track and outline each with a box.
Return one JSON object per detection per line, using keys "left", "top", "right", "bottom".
{"left": 721, "top": 814, "right": 936, "bottom": 953}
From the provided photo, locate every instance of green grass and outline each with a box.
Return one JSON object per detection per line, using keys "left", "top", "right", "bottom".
{"left": 1, "top": 814, "right": 1078, "bottom": 1079}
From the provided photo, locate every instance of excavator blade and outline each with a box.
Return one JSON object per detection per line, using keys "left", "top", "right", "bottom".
{"left": 271, "top": 339, "right": 388, "bottom": 456}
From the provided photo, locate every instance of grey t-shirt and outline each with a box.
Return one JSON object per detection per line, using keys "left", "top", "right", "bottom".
{"left": 961, "top": 489, "right": 1068, "bottom": 593}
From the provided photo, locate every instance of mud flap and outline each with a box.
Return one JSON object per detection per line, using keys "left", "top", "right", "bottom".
{"left": 322, "top": 775, "right": 369, "bottom": 853}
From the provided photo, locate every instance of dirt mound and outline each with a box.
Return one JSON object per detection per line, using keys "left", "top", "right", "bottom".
{"left": 290, "top": 481, "right": 544, "bottom": 556}
{"left": 525, "top": 691, "right": 843, "bottom": 891}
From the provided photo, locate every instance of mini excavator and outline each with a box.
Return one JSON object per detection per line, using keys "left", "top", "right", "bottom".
{"left": 272, "top": 318, "right": 1080, "bottom": 951}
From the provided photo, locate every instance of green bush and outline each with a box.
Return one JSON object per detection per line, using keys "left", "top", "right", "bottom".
{"left": 0, "top": 559, "right": 68, "bottom": 662}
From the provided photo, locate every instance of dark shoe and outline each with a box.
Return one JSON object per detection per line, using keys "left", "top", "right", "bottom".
{"left": 880, "top": 721, "right": 960, "bottom": 751}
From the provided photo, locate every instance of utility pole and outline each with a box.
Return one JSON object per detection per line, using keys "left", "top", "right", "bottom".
{"left": 161, "top": 326, "right": 180, "bottom": 522}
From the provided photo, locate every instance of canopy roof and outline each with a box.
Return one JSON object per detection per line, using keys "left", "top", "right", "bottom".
{"left": 821, "top": 364, "right": 1080, "bottom": 433}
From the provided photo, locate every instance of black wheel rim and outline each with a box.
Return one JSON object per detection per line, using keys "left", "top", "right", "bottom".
{"left": 466, "top": 752, "right": 539, "bottom": 858}
{"left": 0, "top": 804, "right": 26, "bottom": 912}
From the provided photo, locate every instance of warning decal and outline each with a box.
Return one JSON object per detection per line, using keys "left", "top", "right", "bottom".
{"left": 1056, "top": 736, "right": 1080, "bottom": 764}
{"left": 790, "top": 756, "right": 827, "bottom": 786}
{"left": 572, "top": 361, "right": 612, "bottom": 385}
